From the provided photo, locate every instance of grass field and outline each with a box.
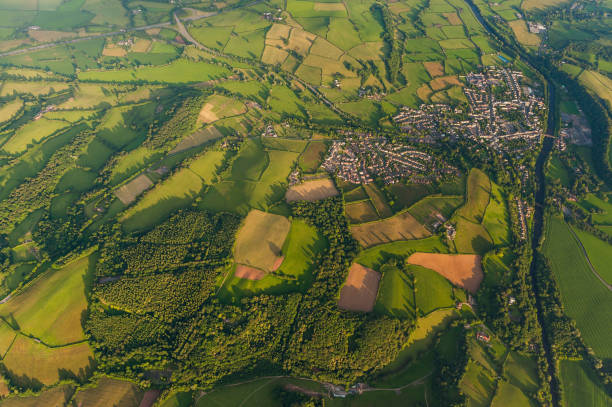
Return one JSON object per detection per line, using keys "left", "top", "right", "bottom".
{"left": 454, "top": 217, "right": 494, "bottom": 254}
{"left": 188, "top": 150, "right": 225, "bottom": 184}
{"left": 121, "top": 168, "right": 205, "bottom": 232}
{"left": 579, "top": 193, "right": 612, "bottom": 225}
{"left": 72, "top": 377, "right": 143, "bottom": 407}
{"left": 345, "top": 200, "right": 380, "bottom": 223}
{"left": 560, "top": 360, "right": 612, "bottom": 407}
{"left": 0, "top": 254, "right": 91, "bottom": 345}
{"left": 234, "top": 210, "right": 291, "bottom": 273}
{"left": 78, "top": 58, "right": 230, "bottom": 83}
{"left": 573, "top": 228, "right": 612, "bottom": 285}
{"left": 285, "top": 178, "right": 338, "bottom": 202}
{"left": 0, "top": 98, "right": 23, "bottom": 123}
{"left": 413, "top": 265, "right": 456, "bottom": 315}
{"left": 1, "top": 385, "right": 74, "bottom": 407}
{"left": 407, "top": 195, "right": 464, "bottom": 226}
{"left": 543, "top": 216, "right": 612, "bottom": 358}
{"left": 509, "top": 20, "right": 541, "bottom": 47}
{"left": 407, "top": 253, "right": 483, "bottom": 294}
{"left": 374, "top": 263, "right": 415, "bottom": 318}
{"left": 483, "top": 181, "right": 510, "bottom": 246}
{"left": 299, "top": 141, "right": 327, "bottom": 172}
{"left": 460, "top": 359, "right": 496, "bottom": 407}
{"left": 3, "top": 335, "right": 92, "bottom": 386}
{"left": 578, "top": 70, "right": 612, "bottom": 108}
{"left": 456, "top": 168, "right": 491, "bottom": 223}
{"left": 3, "top": 118, "right": 69, "bottom": 154}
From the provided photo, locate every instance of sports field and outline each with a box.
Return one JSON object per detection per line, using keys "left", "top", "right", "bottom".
{"left": 234, "top": 210, "right": 291, "bottom": 273}
{"left": 543, "top": 216, "right": 612, "bottom": 358}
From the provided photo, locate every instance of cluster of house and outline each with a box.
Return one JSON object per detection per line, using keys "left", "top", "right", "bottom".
{"left": 515, "top": 198, "right": 530, "bottom": 241}
{"left": 262, "top": 11, "right": 283, "bottom": 22}
{"left": 393, "top": 67, "right": 546, "bottom": 153}
{"left": 321, "top": 138, "right": 456, "bottom": 184}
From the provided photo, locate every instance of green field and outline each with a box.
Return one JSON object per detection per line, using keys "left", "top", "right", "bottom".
{"left": 483, "top": 181, "right": 510, "bottom": 246}
{"left": 573, "top": 228, "right": 612, "bottom": 284}
{"left": 543, "top": 216, "right": 612, "bottom": 358}
{"left": 560, "top": 360, "right": 612, "bottom": 407}
{"left": 355, "top": 236, "right": 449, "bottom": 269}
{"left": 456, "top": 168, "right": 491, "bottom": 223}
{"left": 78, "top": 59, "right": 231, "bottom": 83}
{"left": 0, "top": 254, "right": 91, "bottom": 345}
{"left": 413, "top": 265, "right": 456, "bottom": 315}
{"left": 374, "top": 263, "right": 416, "bottom": 318}
{"left": 579, "top": 193, "right": 612, "bottom": 225}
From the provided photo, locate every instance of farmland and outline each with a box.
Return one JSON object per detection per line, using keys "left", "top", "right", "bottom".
{"left": 350, "top": 211, "right": 431, "bottom": 248}
{"left": 338, "top": 263, "right": 381, "bottom": 312}
{"left": 560, "top": 360, "right": 612, "bottom": 407}
{"left": 407, "top": 253, "right": 483, "bottom": 294}
{"left": 543, "top": 216, "right": 612, "bottom": 358}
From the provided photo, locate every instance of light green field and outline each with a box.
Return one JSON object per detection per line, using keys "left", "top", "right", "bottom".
{"left": 2, "top": 118, "right": 69, "bottom": 154}
{"left": 0, "top": 254, "right": 91, "bottom": 345}
{"left": 461, "top": 359, "right": 496, "bottom": 407}
{"left": 573, "top": 228, "right": 612, "bottom": 285}
{"left": 234, "top": 209, "right": 291, "bottom": 272}
{"left": 3, "top": 335, "right": 92, "bottom": 386}
{"left": 454, "top": 217, "right": 493, "bottom": 254}
{"left": 0, "top": 97, "right": 23, "bottom": 123}
{"left": 407, "top": 195, "right": 464, "bottom": 225}
{"left": 110, "top": 146, "right": 162, "bottom": 186}
{"left": 355, "top": 236, "right": 449, "bottom": 269}
{"left": 579, "top": 193, "right": 612, "bottom": 225}
{"left": 579, "top": 70, "right": 612, "bottom": 108}
{"left": 483, "top": 181, "right": 510, "bottom": 246}
{"left": 560, "top": 360, "right": 611, "bottom": 407}
{"left": 188, "top": 150, "right": 225, "bottom": 184}
{"left": 231, "top": 138, "right": 269, "bottom": 181}
{"left": 73, "top": 377, "right": 143, "bottom": 407}
{"left": 543, "top": 216, "right": 612, "bottom": 358}
{"left": 78, "top": 59, "right": 230, "bottom": 83}
{"left": 503, "top": 351, "right": 539, "bottom": 394}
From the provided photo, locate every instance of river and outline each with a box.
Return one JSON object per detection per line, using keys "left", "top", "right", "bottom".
{"left": 463, "top": 1, "right": 561, "bottom": 405}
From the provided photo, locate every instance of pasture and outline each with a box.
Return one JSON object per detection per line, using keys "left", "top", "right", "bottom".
{"left": 573, "top": 228, "right": 612, "bottom": 284}
{"left": 338, "top": 263, "right": 381, "bottom": 312}
{"left": 2, "top": 335, "right": 92, "bottom": 386}
{"left": 560, "top": 360, "right": 611, "bottom": 407}
{"left": 414, "top": 265, "right": 456, "bottom": 315}
{"left": 345, "top": 200, "right": 380, "bottom": 223}
{"left": 374, "top": 263, "right": 416, "bottom": 319}
{"left": 454, "top": 217, "right": 493, "bottom": 254}
{"left": 198, "top": 94, "right": 246, "bottom": 124}
{"left": 509, "top": 20, "right": 540, "bottom": 47}
{"left": 579, "top": 193, "right": 612, "bottom": 225}
{"left": 456, "top": 168, "right": 491, "bottom": 223}
{"left": 407, "top": 195, "right": 464, "bottom": 226}
{"left": 299, "top": 141, "right": 327, "bottom": 173}
{"left": 483, "top": 181, "right": 510, "bottom": 246}
{"left": 350, "top": 211, "right": 431, "bottom": 248}
{"left": 188, "top": 150, "right": 225, "bottom": 184}
{"left": 78, "top": 59, "right": 231, "bottom": 83}
{"left": 233, "top": 210, "right": 291, "bottom": 273}
{"left": 543, "top": 216, "right": 612, "bottom": 358}
{"left": 0, "top": 98, "right": 23, "bottom": 123}
{"left": 407, "top": 253, "right": 483, "bottom": 294}
{"left": 1, "top": 385, "right": 74, "bottom": 407}
{"left": 0, "top": 254, "right": 91, "bottom": 345}
{"left": 285, "top": 178, "right": 338, "bottom": 202}
{"left": 578, "top": 70, "right": 612, "bottom": 108}
{"left": 3, "top": 118, "right": 69, "bottom": 154}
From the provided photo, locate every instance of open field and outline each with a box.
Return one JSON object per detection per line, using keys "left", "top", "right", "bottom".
{"left": 350, "top": 211, "right": 431, "bottom": 248}
{"left": 460, "top": 359, "right": 496, "bottom": 407}
{"left": 234, "top": 210, "right": 291, "bottom": 273}
{"left": 414, "top": 265, "right": 456, "bottom": 315}
{"left": 407, "top": 253, "right": 483, "bottom": 294}
{"left": 78, "top": 59, "right": 230, "bottom": 83}
{"left": 491, "top": 381, "right": 536, "bottom": 407}
{"left": 114, "top": 174, "right": 154, "bottom": 205}
{"left": 3, "top": 335, "right": 92, "bottom": 386}
{"left": 407, "top": 195, "right": 464, "bottom": 226}
{"left": 345, "top": 200, "right": 380, "bottom": 223}
{"left": 234, "top": 264, "right": 266, "bottom": 280}
{"left": 198, "top": 94, "right": 246, "bottom": 123}
{"left": 0, "top": 98, "right": 23, "bottom": 123}
{"left": 483, "top": 182, "right": 510, "bottom": 246}
{"left": 188, "top": 150, "right": 225, "bottom": 184}
{"left": 509, "top": 20, "right": 540, "bottom": 47}
{"left": 573, "top": 228, "right": 612, "bottom": 284}
{"left": 338, "top": 263, "right": 381, "bottom": 312}
{"left": 578, "top": 70, "right": 612, "bottom": 110}
{"left": 299, "top": 141, "right": 327, "bottom": 172}
{"left": 72, "top": 377, "right": 143, "bottom": 407}
{"left": 454, "top": 217, "right": 494, "bottom": 254}
{"left": 2, "top": 118, "right": 69, "bottom": 154}
{"left": 285, "top": 178, "right": 338, "bottom": 202}
{"left": 543, "top": 216, "right": 612, "bottom": 358}
{"left": 560, "top": 360, "right": 612, "bottom": 407}
{"left": 579, "top": 193, "right": 612, "bottom": 225}
{"left": 0, "top": 254, "right": 90, "bottom": 345}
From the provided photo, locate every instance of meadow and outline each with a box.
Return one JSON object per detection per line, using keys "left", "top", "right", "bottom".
{"left": 543, "top": 216, "right": 612, "bottom": 358}
{"left": 0, "top": 254, "right": 91, "bottom": 345}
{"left": 560, "top": 360, "right": 612, "bottom": 407}
{"left": 350, "top": 211, "right": 430, "bottom": 248}
{"left": 482, "top": 181, "right": 510, "bottom": 246}
{"left": 72, "top": 377, "right": 143, "bottom": 407}
{"left": 573, "top": 228, "right": 612, "bottom": 284}
{"left": 455, "top": 168, "right": 491, "bottom": 223}
{"left": 78, "top": 59, "right": 231, "bottom": 84}
{"left": 355, "top": 236, "right": 449, "bottom": 270}
{"left": 374, "top": 263, "right": 416, "bottom": 318}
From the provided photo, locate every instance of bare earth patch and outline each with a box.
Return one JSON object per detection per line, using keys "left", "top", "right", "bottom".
{"left": 198, "top": 103, "right": 220, "bottom": 123}
{"left": 350, "top": 211, "right": 430, "bottom": 248}
{"left": 338, "top": 263, "right": 381, "bottom": 312}
{"left": 285, "top": 178, "right": 339, "bottom": 202}
{"left": 430, "top": 75, "right": 462, "bottom": 91}
{"left": 407, "top": 253, "right": 483, "bottom": 294}
{"left": 114, "top": 174, "right": 153, "bottom": 205}
{"left": 102, "top": 45, "right": 127, "bottom": 57}
{"left": 424, "top": 61, "right": 445, "bottom": 77}
{"left": 235, "top": 264, "right": 266, "bottom": 280}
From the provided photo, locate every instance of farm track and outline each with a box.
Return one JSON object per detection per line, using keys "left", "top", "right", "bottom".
{"left": 566, "top": 223, "right": 612, "bottom": 291}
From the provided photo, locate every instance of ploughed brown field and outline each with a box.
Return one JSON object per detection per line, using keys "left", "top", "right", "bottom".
{"left": 234, "top": 264, "right": 266, "bottom": 281}
{"left": 350, "top": 211, "right": 430, "bottom": 248}
{"left": 285, "top": 178, "right": 339, "bottom": 202}
{"left": 338, "top": 263, "right": 381, "bottom": 312}
{"left": 407, "top": 253, "right": 483, "bottom": 294}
